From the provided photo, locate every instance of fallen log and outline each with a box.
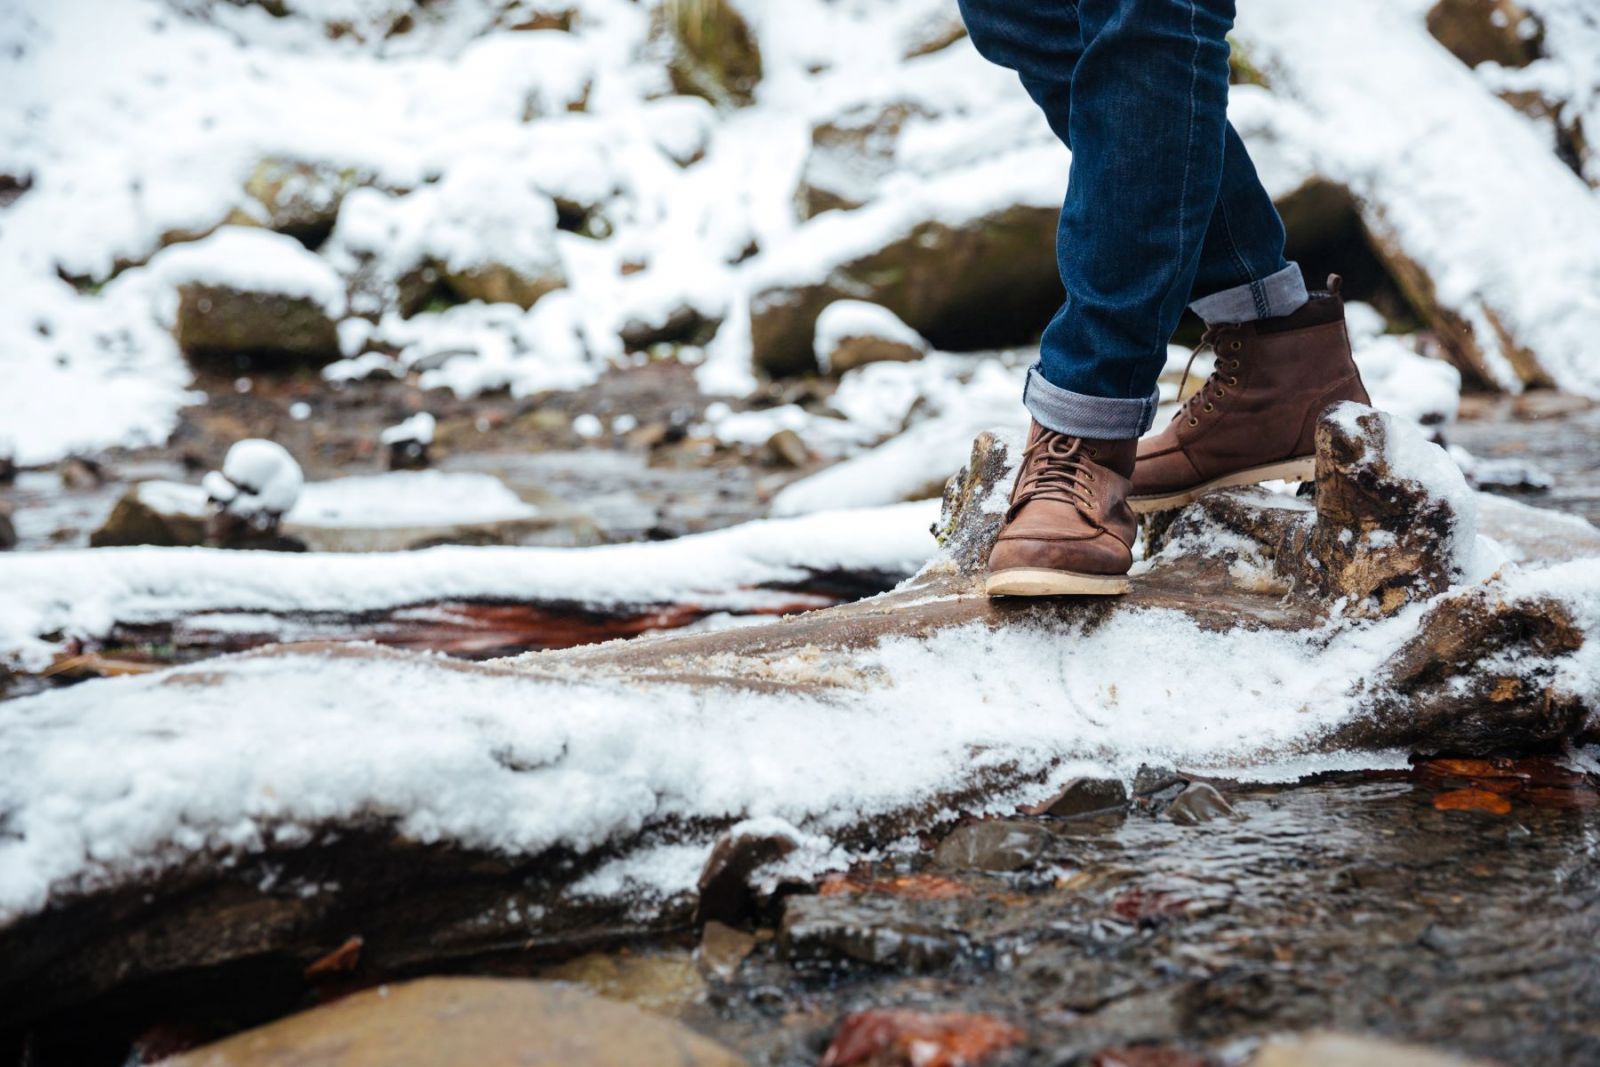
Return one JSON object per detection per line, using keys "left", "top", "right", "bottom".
{"left": 1, "top": 405, "right": 1596, "bottom": 1028}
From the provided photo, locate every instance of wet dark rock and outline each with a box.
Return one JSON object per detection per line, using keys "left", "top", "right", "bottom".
{"left": 0, "top": 503, "right": 14, "bottom": 552}
{"left": 1162, "top": 784, "right": 1238, "bottom": 826}
{"left": 1024, "top": 777, "right": 1130, "bottom": 819}
{"left": 695, "top": 823, "right": 799, "bottom": 927}
{"left": 0, "top": 448, "right": 15, "bottom": 485}
{"left": 932, "top": 819, "right": 1049, "bottom": 872}
{"left": 59, "top": 456, "right": 106, "bottom": 490}
{"left": 780, "top": 894, "right": 964, "bottom": 972}
{"left": 175, "top": 284, "right": 341, "bottom": 368}
{"left": 160, "top": 977, "right": 745, "bottom": 1067}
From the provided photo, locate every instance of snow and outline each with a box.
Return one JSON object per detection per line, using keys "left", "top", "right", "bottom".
{"left": 0, "top": 500, "right": 941, "bottom": 671}
{"left": 379, "top": 412, "right": 436, "bottom": 447}
{"left": 203, "top": 439, "right": 305, "bottom": 519}
{"left": 288, "top": 471, "right": 538, "bottom": 528}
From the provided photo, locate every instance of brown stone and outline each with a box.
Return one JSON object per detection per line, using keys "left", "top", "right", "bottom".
{"left": 161, "top": 977, "right": 744, "bottom": 1066}
{"left": 1249, "top": 1030, "right": 1492, "bottom": 1067}
{"left": 175, "top": 284, "right": 341, "bottom": 368}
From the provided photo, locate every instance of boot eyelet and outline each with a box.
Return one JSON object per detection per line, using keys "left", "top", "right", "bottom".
{"left": 1229, "top": 359, "right": 1241, "bottom": 370}
{"left": 1203, "top": 402, "right": 1214, "bottom": 412}
{"left": 1187, "top": 417, "right": 1199, "bottom": 427}
{"left": 1227, "top": 376, "right": 1239, "bottom": 386}
{"left": 1230, "top": 341, "right": 1242, "bottom": 351}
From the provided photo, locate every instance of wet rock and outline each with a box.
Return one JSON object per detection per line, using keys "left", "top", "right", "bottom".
{"left": 763, "top": 428, "right": 811, "bottom": 468}
{"left": 539, "top": 950, "right": 706, "bottom": 1014}
{"left": 0, "top": 446, "right": 15, "bottom": 485}
{"left": 820, "top": 1008, "right": 1024, "bottom": 1067}
{"left": 930, "top": 429, "right": 1023, "bottom": 577}
{"left": 933, "top": 819, "right": 1049, "bottom": 872}
{"left": 91, "top": 482, "right": 210, "bottom": 548}
{"left": 1248, "top": 1031, "right": 1491, "bottom": 1067}
{"left": 1163, "top": 783, "right": 1238, "bottom": 826}
{"left": 1280, "top": 404, "right": 1475, "bottom": 616}
{"left": 0, "top": 503, "right": 14, "bottom": 552}
{"left": 799, "top": 101, "right": 926, "bottom": 217}
{"left": 1425, "top": 0, "right": 1542, "bottom": 69}
{"left": 697, "top": 920, "right": 756, "bottom": 981}
{"left": 780, "top": 894, "right": 964, "bottom": 972}
{"left": 1023, "top": 777, "right": 1130, "bottom": 819}
{"left": 656, "top": 0, "right": 763, "bottom": 108}
{"left": 240, "top": 157, "right": 373, "bottom": 246}
{"left": 160, "top": 977, "right": 745, "bottom": 1067}
{"left": 695, "top": 821, "right": 800, "bottom": 927}
{"left": 814, "top": 300, "right": 929, "bottom": 375}
{"left": 749, "top": 201, "right": 1059, "bottom": 376}
{"left": 59, "top": 455, "right": 106, "bottom": 490}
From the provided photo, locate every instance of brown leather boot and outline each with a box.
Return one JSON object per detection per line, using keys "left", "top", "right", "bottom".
{"left": 1129, "top": 275, "right": 1371, "bottom": 513}
{"left": 985, "top": 422, "right": 1138, "bottom": 597}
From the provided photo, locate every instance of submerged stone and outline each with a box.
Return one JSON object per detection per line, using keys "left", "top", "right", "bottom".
{"left": 780, "top": 894, "right": 964, "bottom": 972}
{"left": 933, "top": 819, "right": 1049, "bottom": 872}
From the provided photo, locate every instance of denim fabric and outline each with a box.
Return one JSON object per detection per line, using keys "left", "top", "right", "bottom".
{"left": 958, "top": 0, "right": 1307, "bottom": 438}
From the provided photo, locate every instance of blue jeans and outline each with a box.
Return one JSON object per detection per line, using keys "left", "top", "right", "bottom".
{"left": 958, "top": 0, "right": 1308, "bottom": 439}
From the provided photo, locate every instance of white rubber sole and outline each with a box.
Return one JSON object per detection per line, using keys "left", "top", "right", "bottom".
{"left": 984, "top": 567, "right": 1131, "bottom": 597}
{"left": 1127, "top": 456, "right": 1316, "bottom": 514}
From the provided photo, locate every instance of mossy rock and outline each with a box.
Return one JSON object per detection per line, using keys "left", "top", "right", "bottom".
{"left": 441, "top": 263, "right": 566, "bottom": 310}
{"left": 174, "top": 284, "right": 341, "bottom": 368}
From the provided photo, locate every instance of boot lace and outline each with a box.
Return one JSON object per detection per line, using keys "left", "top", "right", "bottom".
{"left": 1174, "top": 324, "right": 1245, "bottom": 427}
{"left": 1010, "top": 431, "right": 1098, "bottom": 517}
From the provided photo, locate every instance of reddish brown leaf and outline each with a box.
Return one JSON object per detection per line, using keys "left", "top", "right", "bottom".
{"left": 1433, "top": 788, "right": 1512, "bottom": 815}
{"left": 1417, "top": 758, "right": 1517, "bottom": 779}
{"left": 820, "top": 1009, "right": 1024, "bottom": 1067}
{"left": 1110, "top": 887, "right": 1203, "bottom": 925}
{"left": 820, "top": 871, "right": 971, "bottom": 901}
{"left": 304, "top": 935, "right": 363, "bottom": 978}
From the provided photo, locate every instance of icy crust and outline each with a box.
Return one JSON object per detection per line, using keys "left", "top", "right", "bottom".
{"left": 4, "top": 564, "right": 1596, "bottom": 923}
{"left": 0, "top": 501, "right": 940, "bottom": 671}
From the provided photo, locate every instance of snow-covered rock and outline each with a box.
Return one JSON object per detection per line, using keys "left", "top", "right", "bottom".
{"left": 203, "top": 439, "right": 306, "bottom": 526}
{"left": 813, "top": 300, "right": 928, "bottom": 375}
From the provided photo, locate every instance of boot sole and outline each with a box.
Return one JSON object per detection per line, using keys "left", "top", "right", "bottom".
{"left": 1127, "top": 456, "right": 1316, "bottom": 514}
{"left": 984, "top": 568, "right": 1130, "bottom": 597}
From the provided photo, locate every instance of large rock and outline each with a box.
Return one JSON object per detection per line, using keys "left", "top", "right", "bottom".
{"left": 155, "top": 228, "right": 347, "bottom": 368}
{"left": 1425, "top": 0, "right": 1542, "bottom": 69}
{"left": 429, "top": 161, "right": 567, "bottom": 310}
{"left": 161, "top": 977, "right": 745, "bottom": 1067}
{"left": 750, "top": 202, "right": 1059, "bottom": 376}
{"left": 657, "top": 0, "right": 763, "bottom": 108}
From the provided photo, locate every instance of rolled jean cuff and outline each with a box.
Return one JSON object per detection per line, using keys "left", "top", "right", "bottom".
{"left": 1190, "top": 262, "right": 1309, "bottom": 324}
{"left": 1022, "top": 365, "right": 1160, "bottom": 439}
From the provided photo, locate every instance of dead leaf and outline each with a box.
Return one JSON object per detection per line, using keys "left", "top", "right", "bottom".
{"left": 1432, "top": 788, "right": 1512, "bottom": 815}
{"left": 820, "top": 1009, "right": 1024, "bottom": 1067}
{"left": 304, "top": 935, "right": 363, "bottom": 978}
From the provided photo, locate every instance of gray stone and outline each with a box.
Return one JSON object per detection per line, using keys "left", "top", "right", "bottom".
{"left": 1025, "top": 777, "right": 1129, "bottom": 819}
{"left": 779, "top": 894, "right": 963, "bottom": 972}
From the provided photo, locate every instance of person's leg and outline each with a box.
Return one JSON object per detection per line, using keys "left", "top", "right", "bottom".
{"left": 957, "top": 0, "right": 1081, "bottom": 149}
{"left": 1186, "top": 122, "right": 1309, "bottom": 323}
{"left": 1021, "top": 0, "right": 1240, "bottom": 442}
